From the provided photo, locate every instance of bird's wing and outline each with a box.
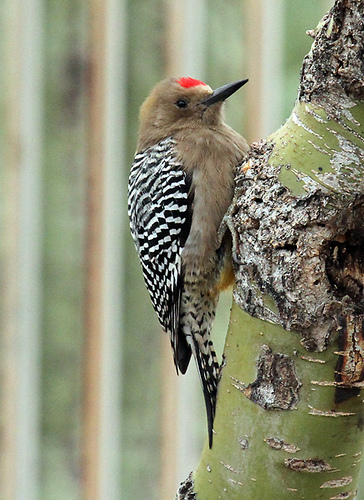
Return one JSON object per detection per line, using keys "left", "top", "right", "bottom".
{"left": 128, "top": 138, "right": 193, "bottom": 373}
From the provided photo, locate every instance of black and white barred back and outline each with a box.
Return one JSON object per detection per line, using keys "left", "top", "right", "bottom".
{"left": 128, "top": 137, "right": 220, "bottom": 447}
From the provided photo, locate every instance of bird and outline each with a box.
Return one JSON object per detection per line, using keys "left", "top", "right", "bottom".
{"left": 128, "top": 76, "right": 248, "bottom": 447}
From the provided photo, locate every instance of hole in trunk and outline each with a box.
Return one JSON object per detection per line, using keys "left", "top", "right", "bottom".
{"left": 326, "top": 231, "right": 364, "bottom": 304}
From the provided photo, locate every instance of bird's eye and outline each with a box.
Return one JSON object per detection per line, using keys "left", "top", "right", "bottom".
{"left": 175, "top": 99, "right": 188, "bottom": 109}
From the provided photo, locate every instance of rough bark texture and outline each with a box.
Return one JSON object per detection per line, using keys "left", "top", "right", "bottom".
{"left": 229, "top": 141, "right": 364, "bottom": 352}
{"left": 180, "top": 1, "right": 364, "bottom": 499}
{"left": 175, "top": 473, "right": 196, "bottom": 500}
{"left": 299, "top": 1, "right": 364, "bottom": 104}
{"left": 237, "top": 344, "right": 302, "bottom": 410}
{"left": 229, "top": 0, "right": 364, "bottom": 355}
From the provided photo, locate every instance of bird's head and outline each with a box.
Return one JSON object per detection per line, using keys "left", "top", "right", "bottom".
{"left": 137, "top": 77, "right": 248, "bottom": 151}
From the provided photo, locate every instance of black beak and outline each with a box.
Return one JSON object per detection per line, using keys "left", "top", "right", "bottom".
{"left": 201, "top": 78, "right": 248, "bottom": 107}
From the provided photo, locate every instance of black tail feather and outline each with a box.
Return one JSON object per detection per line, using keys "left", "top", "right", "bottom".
{"left": 174, "top": 333, "right": 192, "bottom": 374}
{"left": 192, "top": 337, "right": 219, "bottom": 448}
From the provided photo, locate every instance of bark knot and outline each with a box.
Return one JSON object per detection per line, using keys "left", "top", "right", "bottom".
{"left": 175, "top": 472, "right": 196, "bottom": 500}
{"left": 243, "top": 345, "right": 301, "bottom": 410}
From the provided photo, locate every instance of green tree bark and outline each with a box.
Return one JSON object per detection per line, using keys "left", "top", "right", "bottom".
{"left": 177, "top": 0, "right": 364, "bottom": 498}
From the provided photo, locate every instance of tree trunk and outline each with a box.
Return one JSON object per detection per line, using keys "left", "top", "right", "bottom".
{"left": 177, "top": 0, "right": 364, "bottom": 498}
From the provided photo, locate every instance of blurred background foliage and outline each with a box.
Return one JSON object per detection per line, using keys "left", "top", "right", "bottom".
{"left": 0, "top": 1, "right": 348, "bottom": 499}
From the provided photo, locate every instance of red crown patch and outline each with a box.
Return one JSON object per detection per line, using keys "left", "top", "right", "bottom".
{"left": 177, "top": 77, "right": 207, "bottom": 89}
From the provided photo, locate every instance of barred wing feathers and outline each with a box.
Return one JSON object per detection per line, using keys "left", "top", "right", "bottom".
{"left": 128, "top": 138, "right": 193, "bottom": 373}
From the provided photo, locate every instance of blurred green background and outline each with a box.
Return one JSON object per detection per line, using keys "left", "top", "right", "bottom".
{"left": 3, "top": 1, "right": 357, "bottom": 499}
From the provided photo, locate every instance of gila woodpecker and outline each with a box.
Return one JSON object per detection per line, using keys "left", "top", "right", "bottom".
{"left": 128, "top": 76, "right": 248, "bottom": 447}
